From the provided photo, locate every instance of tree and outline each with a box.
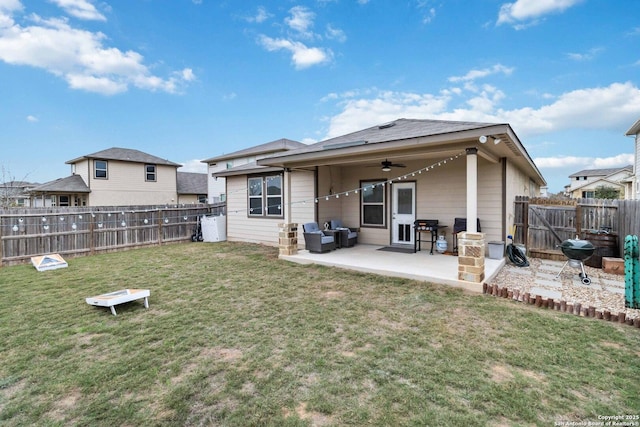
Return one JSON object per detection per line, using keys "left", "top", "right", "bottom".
{"left": 0, "top": 165, "right": 32, "bottom": 208}
{"left": 594, "top": 185, "right": 620, "bottom": 200}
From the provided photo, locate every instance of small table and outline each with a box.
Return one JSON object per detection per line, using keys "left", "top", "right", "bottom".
{"left": 324, "top": 229, "right": 342, "bottom": 248}
{"left": 86, "top": 289, "right": 150, "bottom": 316}
{"left": 414, "top": 225, "right": 448, "bottom": 254}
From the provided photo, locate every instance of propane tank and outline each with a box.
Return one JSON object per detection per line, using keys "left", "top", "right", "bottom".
{"left": 436, "top": 235, "right": 448, "bottom": 253}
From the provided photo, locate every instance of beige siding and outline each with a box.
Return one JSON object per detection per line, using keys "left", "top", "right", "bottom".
{"left": 88, "top": 161, "right": 178, "bottom": 206}
{"left": 178, "top": 195, "right": 201, "bottom": 204}
{"left": 290, "top": 170, "right": 316, "bottom": 248}
{"left": 75, "top": 159, "right": 90, "bottom": 186}
{"left": 225, "top": 175, "right": 284, "bottom": 246}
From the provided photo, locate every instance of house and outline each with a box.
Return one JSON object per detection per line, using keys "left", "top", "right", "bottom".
{"left": 564, "top": 166, "right": 633, "bottom": 199}
{"left": 177, "top": 172, "right": 208, "bottom": 204}
{"left": 625, "top": 118, "right": 640, "bottom": 200}
{"left": 201, "top": 138, "right": 307, "bottom": 203}
{"left": 213, "top": 118, "right": 545, "bottom": 259}
{"left": 30, "top": 147, "right": 183, "bottom": 207}
{"left": 0, "top": 180, "right": 39, "bottom": 208}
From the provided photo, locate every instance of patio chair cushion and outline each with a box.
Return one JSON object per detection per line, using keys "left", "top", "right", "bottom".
{"left": 303, "top": 222, "right": 322, "bottom": 233}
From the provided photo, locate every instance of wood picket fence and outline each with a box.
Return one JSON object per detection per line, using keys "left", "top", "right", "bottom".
{"left": 513, "top": 197, "right": 640, "bottom": 261}
{"left": 0, "top": 203, "right": 226, "bottom": 266}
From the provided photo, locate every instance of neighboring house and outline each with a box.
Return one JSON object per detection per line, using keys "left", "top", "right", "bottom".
{"left": 0, "top": 181, "right": 39, "bottom": 207}
{"left": 565, "top": 166, "right": 633, "bottom": 199}
{"left": 201, "top": 138, "right": 306, "bottom": 203}
{"left": 30, "top": 148, "right": 183, "bottom": 207}
{"left": 213, "top": 118, "right": 546, "bottom": 251}
{"left": 625, "top": 118, "right": 640, "bottom": 200}
{"left": 177, "top": 172, "right": 208, "bottom": 204}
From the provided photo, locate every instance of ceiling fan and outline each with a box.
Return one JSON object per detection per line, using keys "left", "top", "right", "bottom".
{"left": 379, "top": 159, "right": 406, "bottom": 172}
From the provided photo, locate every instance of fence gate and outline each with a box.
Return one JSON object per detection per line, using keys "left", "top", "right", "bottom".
{"left": 513, "top": 196, "right": 629, "bottom": 261}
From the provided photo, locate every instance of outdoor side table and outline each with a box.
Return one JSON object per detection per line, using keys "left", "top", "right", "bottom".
{"left": 86, "top": 289, "right": 150, "bottom": 315}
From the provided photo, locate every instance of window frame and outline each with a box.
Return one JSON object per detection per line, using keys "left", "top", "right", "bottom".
{"left": 145, "top": 164, "right": 157, "bottom": 182}
{"left": 94, "top": 160, "right": 108, "bottom": 179}
{"left": 247, "top": 173, "right": 284, "bottom": 218}
{"left": 360, "top": 180, "right": 386, "bottom": 228}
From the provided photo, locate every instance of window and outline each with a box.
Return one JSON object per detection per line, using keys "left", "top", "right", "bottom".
{"left": 248, "top": 174, "right": 283, "bottom": 217}
{"left": 145, "top": 164, "right": 157, "bottom": 182}
{"left": 59, "top": 195, "right": 70, "bottom": 206}
{"left": 361, "top": 180, "right": 385, "bottom": 226}
{"left": 94, "top": 160, "right": 108, "bottom": 179}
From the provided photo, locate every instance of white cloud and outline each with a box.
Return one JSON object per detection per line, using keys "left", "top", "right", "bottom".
{"left": 498, "top": 0, "right": 584, "bottom": 27}
{"left": 567, "top": 47, "right": 603, "bottom": 61}
{"left": 325, "top": 24, "right": 346, "bottom": 43}
{"left": 534, "top": 154, "right": 634, "bottom": 169}
{"left": 0, "top": 5, "right": 193, "bottom": 95}
{"left": 448, "top": 64, "right": 514, "bottom": 83}
{"left": 322, "top": 76, "right": 640, "bottom": 140}
{"left": 49, "top": 0, "right": 106, "bottom": 21}
{"left": 26, "top": 114, "right": 38, "bottom": 122}
{"left": 245, "top": 6, "right": 271, "bottom": 24}
{"left": 179, "top": 159, "right": 207, "bottom": 174}
{"left": 285, "top": 6, "right": 315, "bottom": 37}
{"left": 258, "top": 35, "right": 332, "bottom": 69}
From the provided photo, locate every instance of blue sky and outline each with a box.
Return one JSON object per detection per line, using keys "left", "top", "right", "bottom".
{"left": 1, "top": 0, "right": 639, "bottom": 194}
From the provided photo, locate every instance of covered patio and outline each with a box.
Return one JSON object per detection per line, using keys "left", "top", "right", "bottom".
{"left": 280, "top": 244, "right": 506, "bottom": 293}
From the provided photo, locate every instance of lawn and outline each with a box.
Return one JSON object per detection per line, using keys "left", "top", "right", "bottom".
{"left": 0, "top": 242, "right": 638, "bottom": 426}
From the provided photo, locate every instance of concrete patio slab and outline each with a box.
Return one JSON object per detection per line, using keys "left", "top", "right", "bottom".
{"left": 280, "top": 244, "right": 505, "bottom": 293}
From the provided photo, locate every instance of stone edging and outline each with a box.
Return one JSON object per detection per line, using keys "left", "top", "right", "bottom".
{"left": 482, "top": 282, "right": 640, "bottom": 329}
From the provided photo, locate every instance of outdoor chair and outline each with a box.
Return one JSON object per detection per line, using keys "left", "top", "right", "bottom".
{"left": 329, "top": 219, "right": 358, "bottom": 248}
{"left": 302, "top": 222, "right": 336, "bottom": 253}
{"left": 452, "top": 217, "right": 481, "bottom": 254}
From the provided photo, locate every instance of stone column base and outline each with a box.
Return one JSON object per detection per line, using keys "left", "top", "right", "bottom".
{"left": 278, "top": 223, "right": 298, "bottom": 256}
{"left": 458, "top": 231, "right": 485, "bottom": 283}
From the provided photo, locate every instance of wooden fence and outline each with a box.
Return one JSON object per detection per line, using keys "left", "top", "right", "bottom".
{"left": 513, "top": 197, "right": 640, "bottom": 260}
{"left": 0, "top": 203, "right": 226, "bottom": 266}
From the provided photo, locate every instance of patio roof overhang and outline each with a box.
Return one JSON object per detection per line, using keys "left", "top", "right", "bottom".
{"left": 258, "top": 123, "right": 546, "bottom": 186}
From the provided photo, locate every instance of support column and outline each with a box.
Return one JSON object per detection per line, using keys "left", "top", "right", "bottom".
{"left": 457, "top": 231, "right": 485, "bottom": 284}
{"left": 466, "top": 147, "right": 478, "bottom": 233}
{"left": 278, "top": 223, "right": 298, "bottom": 256}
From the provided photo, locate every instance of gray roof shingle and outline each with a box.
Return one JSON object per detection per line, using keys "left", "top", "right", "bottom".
{"left": 66, "top": 147, "right": 182, "bottom": 167}
{"left": 177, "top": 172, "right": 207, "bottom": 194}
{"left": 31, "top": 174, "right": 91, "bottom": 193}
{"left": 201, "top": 138, "right": 306, "bottom": 163}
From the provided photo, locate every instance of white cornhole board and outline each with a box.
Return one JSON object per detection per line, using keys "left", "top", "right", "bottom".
{"left": 31, "top": 254, "right": 68, "bottom": 271}
{"left": 86, "top": 289, "right": 150, "bottom": 316}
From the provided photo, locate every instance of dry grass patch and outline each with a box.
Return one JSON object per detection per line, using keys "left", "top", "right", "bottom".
{"left": 0, "top": 242, "right": 638, "bottom": 426}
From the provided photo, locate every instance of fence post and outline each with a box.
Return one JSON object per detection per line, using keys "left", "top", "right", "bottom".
{"left": 158, "top": 211, "right": 164, "bottom": 246}
{"left": 575, "top": 203, "right": 582, "bottom": 238}
{"left": 89, "top": 214, "right": 95, "bottom": 255}
{"left": 0, "top": 215, "right": 3, "bottom": 267}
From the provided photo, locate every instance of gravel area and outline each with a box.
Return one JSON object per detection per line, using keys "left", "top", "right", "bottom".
{"left": 487, "top": 257, "right": 640, "bottom": 321}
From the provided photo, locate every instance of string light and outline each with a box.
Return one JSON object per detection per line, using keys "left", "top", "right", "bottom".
{"left": 3, "top": 152, "right": 465, "bottom": 225}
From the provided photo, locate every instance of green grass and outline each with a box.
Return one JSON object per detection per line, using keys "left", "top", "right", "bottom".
{"left": 0, "top": 242, "right": 638, "bottom": 426}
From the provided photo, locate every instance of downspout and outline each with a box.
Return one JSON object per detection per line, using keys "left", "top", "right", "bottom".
{"left": 502, "top": 157, "right": 507, "bottom": 242}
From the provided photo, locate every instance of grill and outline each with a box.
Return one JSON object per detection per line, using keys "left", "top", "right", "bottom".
{"left": 555, "top": 238, "right": 595, "bottom": 285}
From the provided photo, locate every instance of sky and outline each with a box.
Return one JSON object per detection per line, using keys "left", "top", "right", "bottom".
{"left": 1, "top": 0, "right": 639, "bottom": 194}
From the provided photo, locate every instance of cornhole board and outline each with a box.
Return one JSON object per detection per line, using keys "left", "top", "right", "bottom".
{"left": 31, "top": 254, "right": 68, "bottom": 271}
{"left": 85, "top": 289, "right": 150, "bottom": 316}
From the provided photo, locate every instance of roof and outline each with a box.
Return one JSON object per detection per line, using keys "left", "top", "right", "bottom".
{"left": 31, "top": 174, "right": 91, "bottom": 193}
{"left": 569, "top": 165, "right": 633, "bottom": 178}
{"left": 300, "top": 118, "right": 498, "bottom": 153}
{"left": 201, "top": 138, "right": 306, "bottom": 163}
{"left": 66, "top": 147, "right": 182, "bottom": 167}
{"left": 625, "top": 118, "right": 640, "bottom": 136}
{"left": 211, "top": 162, "right": 283, "bottom": 178}
{"left": 177, "top": 172, "right": 207, "bottom": 194}
{"left": 253, "top": 118, "right": 546, "bottom": 186}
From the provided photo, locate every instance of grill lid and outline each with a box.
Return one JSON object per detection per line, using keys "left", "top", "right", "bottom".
{"left": 560, "top": 239, "right": 595, "bottom": 260}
